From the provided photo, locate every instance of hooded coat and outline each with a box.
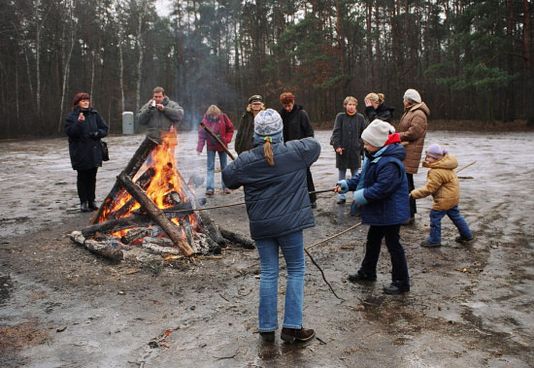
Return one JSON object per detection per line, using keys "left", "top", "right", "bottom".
{"left": 196, "top": 113, "right": 235, "bottom": 152}
{"left": 410, "top": 154, "right": 460, "bottom": 211}
{"left": 138, "top": 96, "right": 184, "bottom": 139}
{"left": 65, "top": 107, "right": 109, "bottom": 171}
{"left": 398, "top": 102, "right": 430, "bottom": 174}
{"left": 346, "top": 143, "right": 410, "bottom": 226}
{"left": 222, "top": 137, "right": 321, "bottom": 240}
{"left": 330, "top": 112, "right": 366, "bottom": 170}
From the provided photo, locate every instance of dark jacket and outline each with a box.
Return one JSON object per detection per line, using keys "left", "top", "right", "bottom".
{"left": 196, "top": 113, "right": 235, "bottom": 152}
{"left": 65, "top": 107, "right": 109, "bottom": 171}
{"left": 222, "top": 137, "right": 321, "bottom": 240}
{"left": 138, "top": 96, "right": 184, "bottom": 139}
{"left": 398, "top": 102, "right": 430, "bottom": 174}
{"left": 347, "top": 144, "right": 410, "bottom": 226}
{"left": 279, "top": 105, "right": 314, "bottom": 141}
{"left": 234, "top": 111, "right": 255, "bottom": 155}
{"left": 330, "top": 112, "right": 366, "bottom": 170}
{"left": 364, "top": 103, "right": 395, "bottom": 123}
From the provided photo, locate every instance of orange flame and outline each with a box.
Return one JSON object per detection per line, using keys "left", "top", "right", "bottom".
{"left": 98, "top": 129, "right": 199, "bottom": 241}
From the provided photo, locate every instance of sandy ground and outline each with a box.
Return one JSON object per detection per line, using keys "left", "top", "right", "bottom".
{"left": 0, "top": 129, "right": 533, "bottom": 368}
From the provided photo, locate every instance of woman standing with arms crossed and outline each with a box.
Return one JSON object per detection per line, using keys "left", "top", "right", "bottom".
{"left": 65, "top": 92, "right": 109, "bottom": 212}
{"left": 222, "top": 108, "right": 320, "bottom": 344}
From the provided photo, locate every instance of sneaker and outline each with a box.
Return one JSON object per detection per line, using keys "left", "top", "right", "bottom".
{"left": 336, "top": 198, "right": 346, "bottom": 204}
{"left": 88, "top": 201, "right": 98, "bottom": 211}
{"left": 383, "top": 282, "right": 410, "bottom": 295}
{"left": 223, "top": 188, "right": 232, "bottom": 194}
{"left": 347, "top": 271, "right": 377, "bottom": 283}
{"left": 455, "top": 235, "right": 475, "bottom": 244}
{"left": 259, "top": 331, "right": 275, "bottom": 343}
{"left": 420, "top": 240, "right": 441, "bottom": 248}
{"left": 205, "top": 189, "right": 214, "bottom": 196}
{"left": 280, "top": 327, "right": 315, "bottom": 344}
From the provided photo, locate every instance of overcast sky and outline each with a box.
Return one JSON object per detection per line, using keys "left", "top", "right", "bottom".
{"left": 155, "top": 0, "right": 172, "bottom": 17}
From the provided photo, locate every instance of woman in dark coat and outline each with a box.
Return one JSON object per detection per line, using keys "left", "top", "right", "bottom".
{"left": 364, "top": 92, "right": 395, "bottom": 123}
{"left": 279, "top": 91, "right": 317, "bottom": 207}
{"left": 330, "top": 96, "right": 367, "bottom": 204}
{"left": 65, "top": 92, "right": 109, "bottom": 212}
{"left": 234, "top": 94, "right": 265, "bottom": 155}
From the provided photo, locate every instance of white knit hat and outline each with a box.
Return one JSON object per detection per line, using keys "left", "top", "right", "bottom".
{"left": 361, "top": 119, "right": 396, "bottom": 147}
{"left": 254, "top": 108, "right": 283, "bottom": 136}
{"left": 403, "top": 88, "right": 422, "bottom": 103}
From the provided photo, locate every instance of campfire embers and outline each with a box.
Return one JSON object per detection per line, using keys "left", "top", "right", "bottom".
{"left": 69, "top": 130, "right": 251, "bottom": 263}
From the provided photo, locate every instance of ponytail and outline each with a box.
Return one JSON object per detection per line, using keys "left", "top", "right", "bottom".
{"left": 263, "top": 137, "right": 275, "bottom": 166}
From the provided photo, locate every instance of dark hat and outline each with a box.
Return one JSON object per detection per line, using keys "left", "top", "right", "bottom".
{"left": 248, "top": 94, "right": 263, "bottom": 104}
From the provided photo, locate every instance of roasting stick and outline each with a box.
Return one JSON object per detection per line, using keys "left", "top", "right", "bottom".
{"left": 200, "top": 122, "right": 236, "bottom": 160}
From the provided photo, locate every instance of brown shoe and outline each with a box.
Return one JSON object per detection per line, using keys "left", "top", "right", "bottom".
{"left": 280, "top": 327, "right": 315, "bottom": 344}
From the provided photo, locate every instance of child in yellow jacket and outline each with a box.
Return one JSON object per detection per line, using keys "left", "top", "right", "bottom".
{"left": 410, "top": 144, "right": 474, "bottom": 247}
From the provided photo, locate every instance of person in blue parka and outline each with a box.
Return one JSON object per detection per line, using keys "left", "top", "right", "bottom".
{"left": 222, "top": 108, "right": 320, "bottom": 344}
{"left": 65, "top": 92, "right": 109, "bottom": 212}
{"left": 335, "top": 119, "right": 411, "bottom": 295}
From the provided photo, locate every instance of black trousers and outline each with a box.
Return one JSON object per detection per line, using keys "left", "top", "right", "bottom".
{"left": 407, "top": 173, "right": 416, "bottom": 217}
{"left": 306, "top": 168, "right": 316, "bottom": 204}
{"left": 360, "top": 225, "right": 409, "bottom": 285}
{"left": 77, "top": 167, "right": 98, "bottom": 203}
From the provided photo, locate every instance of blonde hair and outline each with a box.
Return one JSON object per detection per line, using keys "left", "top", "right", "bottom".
{"left": 246, "top": 102, "right": 265, "bottom": 113}
{"left": 205, "top": 104, "right": 222, "bottom": 116}
{"left": 366, "top": 92, "right": 385, "bottom": 104}
{"left": 343, "top": 96, "right": 358, "bottom": 108}
{"left": 263, "top": 138, "right": 275, "bottom": 166}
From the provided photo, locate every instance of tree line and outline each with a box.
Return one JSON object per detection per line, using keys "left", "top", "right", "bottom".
{"left": 0, "top": 0, "right": 532, "bottom": 139}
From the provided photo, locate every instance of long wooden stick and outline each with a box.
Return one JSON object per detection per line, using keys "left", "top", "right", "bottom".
{"left": 456, "top": 160, "right": 476, "bottom": 174}
{"left": 200, "top": 122, "right": 236, "bottom": 160}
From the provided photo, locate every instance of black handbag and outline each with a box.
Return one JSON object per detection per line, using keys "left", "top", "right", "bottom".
{"left": 100, "top": 140, "right": 109, "bottom": 161}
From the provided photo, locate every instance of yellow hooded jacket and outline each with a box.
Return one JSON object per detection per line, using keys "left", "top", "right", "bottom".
{"left": 410, "top": 154, "right": 460, "bottom": 211}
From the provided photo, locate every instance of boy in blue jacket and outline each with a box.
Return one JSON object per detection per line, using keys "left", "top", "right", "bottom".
{"left": 335, "top": 119, "right": 411, "bottom": 294}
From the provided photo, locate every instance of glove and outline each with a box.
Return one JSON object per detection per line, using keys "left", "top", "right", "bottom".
{"left": 336, "top": 180, "right": 349, "bottom": 194}
{"left": 352, "top": 189, "right": 367, "bottom": 206}
{"left": 89, "top": 131, "right": 99, "bottom": 139}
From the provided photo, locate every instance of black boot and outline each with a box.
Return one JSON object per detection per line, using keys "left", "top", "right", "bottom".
{"left": 80, "top": 202, "right": 90, "bottom": 212}
{"left": 88, "top": 201, "right": 98, "bottom": 211}
{"left": 383, "top": 281, "right": 410, "bottom": 295}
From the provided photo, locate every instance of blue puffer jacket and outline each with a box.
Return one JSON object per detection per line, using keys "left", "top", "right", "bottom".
{"left": 222, "top": 137, "right": 321, "bottom": 240}
{"left": 347, "top": 144, "right": 410, "bottom": 226}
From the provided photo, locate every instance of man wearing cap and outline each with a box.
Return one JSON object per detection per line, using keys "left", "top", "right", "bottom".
{"left": 335, "top": 119, "right": 411, "bottom": 295}
{"left": 138, "top": 86, "right": 184, "bottom": 140}
{"left": 279, "top": 91, "right": 317, "bottom": 207}
{"left": 398, "top": 88, "right": 430, "bottom": 223}
{"left": 235, "top": 94, "right": 265, "bottom": 155}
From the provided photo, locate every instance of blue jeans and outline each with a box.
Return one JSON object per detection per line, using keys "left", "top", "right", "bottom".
{"left": 255, "top": 231, "right": 305, "bottom": 332}
{"left": 337, "top": 168, "right": 356, "bottom": 200}
{"left": 428, "top": 205, "right": 472, "bottom": 244}
{"left": 206, "top": 150, "right": 228, "bottom": 191}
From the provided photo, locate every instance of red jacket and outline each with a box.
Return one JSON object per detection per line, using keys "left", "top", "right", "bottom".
{"left": 197, "top": 113, "right": 235, "bottom": 152}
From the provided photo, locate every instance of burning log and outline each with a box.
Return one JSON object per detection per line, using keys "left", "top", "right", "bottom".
{"left": 117, "top": 172, "right": 194, "bottom": 257}
{"left": 93, "top": 137, "right": 160, "bottom": 223}
{"left": 69, "top": 231, "right": 123, "bottom": 262}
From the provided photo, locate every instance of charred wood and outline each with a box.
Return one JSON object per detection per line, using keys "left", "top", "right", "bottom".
{"left": 198, "top": 212, "right": 227, "bottom": 246}
{"left": 219, "top": 228, "right": 255, "bottom": 249}
{"left": 69, "top": 231, "right": 123, "bottom": 262}
{"left": 118, "top": 173, "right": 194, "bottom": 257}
